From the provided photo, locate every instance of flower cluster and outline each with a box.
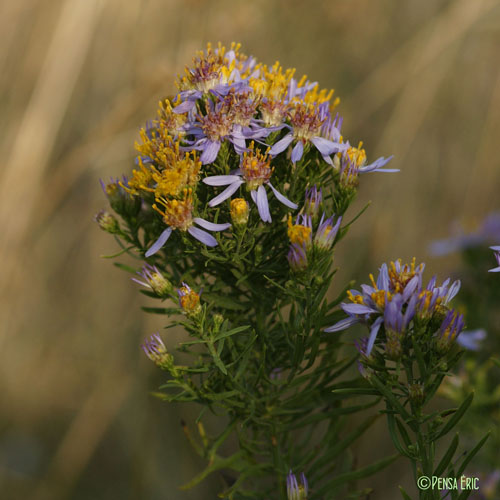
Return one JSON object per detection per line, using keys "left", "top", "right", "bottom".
{"left": 325, "top": 258, "right": 470, "bottom": 356}
{"left": 98, "top": 42, "right": 395, "bottom": 261}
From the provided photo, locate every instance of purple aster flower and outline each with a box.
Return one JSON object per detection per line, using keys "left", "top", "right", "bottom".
{"left": 456, "top": 329, "right": 487, "bottom": 351}
{"left": 183, "top": 93, "right": 270, "bottom": 164}
{"left": 429, "top": 213, "right": 500, "bottom": 257}
{"left": 314, "top": 213, "right": 342, "bottom": 250}
{"left": 203, "top": 145, "right": 297, "bottom": 222}
{"left": 145, "top": 191, "right": 231, "bottom": 257}
{"left": 132, "top": 264, "right": 172, "bottom": 297}
{"left": 303, "top": 185, "right": 322, "bottom": 217}
{"left": 142, "top": 333, "right": 172, "bottom": 369}
{"left": 439, "top": 309, "right": 465, "bottom": 342}
{"left": 489, "top": 245, "right": 500, "bottom": 272}
{"left": 416, "top": 277, "right": 461, "bottom": 318}
{"left": 287, "top": 243, "right": 308, "bottom": 272}
{"left": 269, "top": 101, "right": 347, "bottom": 164}
{"left": 287, "top": 470, "right": 308, "bottom": 500}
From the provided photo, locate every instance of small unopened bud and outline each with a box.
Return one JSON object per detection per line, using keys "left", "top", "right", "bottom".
{"left": 230, "top": 198, "right": 249, "bottom": 227}
{"left": 408, "top": 383, "right": 425, "bottom": 406}
{"left": 314, "top": 275, "right": 324, "bottom": 286}
{"left": 94, "top": 210, "right": 120, "bottom": 234}
{"left": 212, "top": 313, "right": 224, "bottom": 332}
{"left": 287, "top": 470, "right": 308, "bottom": 500}
{"left": 254, "top": 244, "right": 263, "bottom": 265}
{"left": 385, "top": 331, "right": 402, "bottom": 360}
{"left": 303, "top": 185, "right": 322, "bottom": 218}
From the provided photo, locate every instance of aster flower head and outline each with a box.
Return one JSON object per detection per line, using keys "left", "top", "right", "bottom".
{"left": 132, "top": 264, "right": 173, "bottom": 297}
{"left": 94, "top": 210, "right": 120, "bottom": 234}
{"left": 250, "top": 62, "right": 295, "bottom": 126}
{"left": 177, "top": 282, "right": 202, "bottom": 316}
{"left": 489, "top": 245, "right": 500, "bottom": 272}
{"left": 270, "top": 97, "right": 347, "bottom": 164}
{"left": 287, "top": 243, "right": 308, "bottom": 272}
{"left": 456, "top": 329, "right": 487, "bottom": 351}
{"left": 176, "top": 42, "right": 243, "bottom": 95}
{"left": 436, "top": 309, "right": 465, "bottom": 352}
{"left": 288, "top": 214, "right": 312, "bottom": 248}
{"left": 314, "top": 213, "right": 342, "bottom": 250}
{"left": 142, "top": 334, "right": 173, "bottom": 370}
{"left": 287, "top": 470, "right": 308, "bottom": 500}
{"left": 415, "top": 276, "right": 461, "bottom": 319}
{"left": 334, "top": 140, "right": 397, "bottom": 188}
{"left": 303, "top": 185, "right": 322, "bottom": 217}
{"left": 145, "top": 188, "right": 231, "bottom": 257}
{"left": 100, "top": 175, "right": 141, "bottom": 216}
{"left": 324, "top": 259, "right": 425, "bottom": 354}
{"left": 203, "top": 143, "right": 297, "bottom": 223}
{"left": 429, "top": 213, "right": 500, "bottom": 256}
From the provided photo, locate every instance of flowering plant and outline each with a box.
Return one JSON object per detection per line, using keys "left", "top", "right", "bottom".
{"left": 96, "top": 43, "right": 484, "bottom": 499}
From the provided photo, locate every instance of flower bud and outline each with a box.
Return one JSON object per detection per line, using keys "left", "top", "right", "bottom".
{"left": 142, "top": 334, "right": 173, "bottom": 370}
{"left": 287, "top": 470, "right": 308, "bottom": 500}
{"left": 94, "top": 210, "right": 120, "bottom": 234}
{"left": 385, "top": 331, "right": 402, "bottom": 360}
{"left": 133, "top": 264, "right": 173, "bottom": 297}
{"left": 230, "top": 198, "right": 249, "bottom": 227}
{"left": 303, "top": 185, "right": 322, "bottom": 218}
{"left": 212, "top": 313, "right": 224, "bottom": 332}
{"left": 408, "top": 383, "right": 425, "bottom": 406}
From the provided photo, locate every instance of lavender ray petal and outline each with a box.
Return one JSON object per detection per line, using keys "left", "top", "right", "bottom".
{"left": 145, "top": 227, "right": 173, "bottom": 258}
{"left": 256, "top": 185, "right": 272, "bottom": 222}
{"left": 366, "top": 317, "right": 383, "bottom": 356}
{"left": 208, "top": 180, "right": 243, "bottom": 207}
{"left": 291, "top": 141, "right": 304, "bottom": 163}
{"left": 268, "top": 182, "right": 298, "bottom": 209}
{"left": 203, "top": 175, "right": 242, "bottom": 186}
{"left": 342, "top": 303, "right": 377, "bottom": 315}
{"left": 269, "top": 133, "right": 294, "bottom": 156}
{"left": 324, "top": 316, "right": 359, "bottom": 332}
{"left": 200, "top": 140, "right": 221, "bottom": 164}
{"left": 194, "top": 217, "right": 231, "bottom": 231}
{"left": 187, "top": 226, "right": 218, "bottom": 247}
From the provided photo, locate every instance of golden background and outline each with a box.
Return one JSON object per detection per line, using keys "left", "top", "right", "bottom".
{"left": 1, "top": 0, "right": 499, "bottom": 498}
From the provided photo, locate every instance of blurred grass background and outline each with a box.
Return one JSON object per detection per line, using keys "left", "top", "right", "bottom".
{"left": 1, "top": 0, "right": 500, "bottom": 498}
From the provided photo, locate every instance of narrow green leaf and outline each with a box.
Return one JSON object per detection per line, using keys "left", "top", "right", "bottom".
{"left": 387, "top": 409, "right": 412, "bottom": 458}
{"left": 399, "top": 486, "right": 412, "bottom": 500}
{"left": 113, "top": 262, "right": 137, "bottom": 273}
{"left": 434, "top": 393, "right": 474, "bottom": 440}
{"left": 434, "top": 433, "right": 459, "bottom": 476}
{"left": 317, "top": 454, "right": 399, "bottom": 495}
{"left": 370, "top": 375, "right": 413, "bottom": 422}
{"left": 212, "top": 325, "right": 250, "bottom": 342}
{"left": 455, "top": 431, "right": 490, "bottom": 478}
